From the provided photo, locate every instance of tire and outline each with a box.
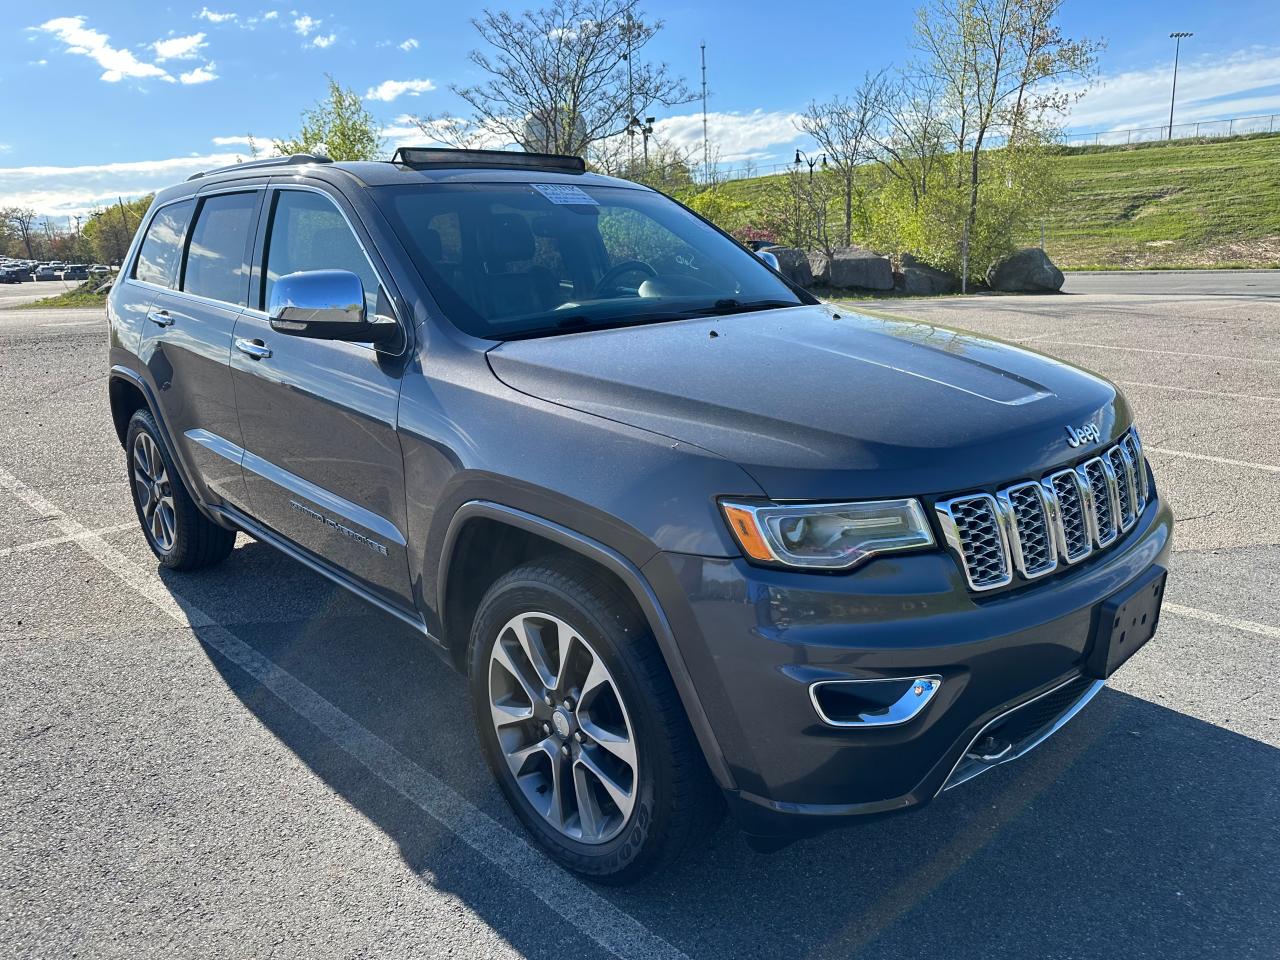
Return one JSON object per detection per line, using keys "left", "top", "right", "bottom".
{"left": 468, "top": 554, "right": 722, "bottom": 883}
{"left": 125, "top": 408, "right": 235, "bottom": 570}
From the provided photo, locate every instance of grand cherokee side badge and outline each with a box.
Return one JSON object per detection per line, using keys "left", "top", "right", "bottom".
{"left": 1064, "top": 422, "right": 1101, "bottom": 447}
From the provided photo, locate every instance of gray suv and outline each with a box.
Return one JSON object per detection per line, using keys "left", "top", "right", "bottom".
{"left": 107, "top": 148, "right": 1172, "bottom": 882}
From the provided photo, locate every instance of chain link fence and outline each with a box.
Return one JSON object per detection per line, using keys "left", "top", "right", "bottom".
{"left": 700, "top": 112, "right": 1280, "bottom": 184}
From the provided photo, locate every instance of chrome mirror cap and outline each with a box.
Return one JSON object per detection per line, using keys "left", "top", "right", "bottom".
{"left": 755, "top": 249, "right": 781, "bottom": 271}
{"left": 269, "top": 269, "right": 366, "bottom": 330}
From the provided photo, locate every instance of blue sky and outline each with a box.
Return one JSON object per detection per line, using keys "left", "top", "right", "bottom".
{"left": 2, "top": 0, "right": 1279, "bottom": 217}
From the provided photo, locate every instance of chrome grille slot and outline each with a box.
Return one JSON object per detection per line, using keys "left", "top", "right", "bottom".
{"left": 1121, "top": 432, "right": 1148, "bottom": 509}
{"left": 935, "top": 494, "right": 1011, "bottom": 591}
{"left": 935, "top": 429, "right": 1148, "bottom": 592}
{"left": 1001, "top": 482, "right": 1057, "bottom": 578}
{"left": 1045, "top": 470, "right": 1092, "bottom": 562}
{"left": 1107, "top": 445, "right": 1137, "bottom": 530}
{"left": 1079, "top": 457, "right": 1119, "bottom": 546}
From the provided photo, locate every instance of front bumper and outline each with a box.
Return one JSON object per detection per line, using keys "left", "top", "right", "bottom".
{"left": 641, "top": 495, "right": 1173, "bottom": 836}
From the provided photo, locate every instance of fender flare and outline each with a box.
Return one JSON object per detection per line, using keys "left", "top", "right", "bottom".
{"left": 108, "top": 364, "right": 230, "bottom": 529}
{"left": 439, "top": 500, "right": 735, "bottom": 790}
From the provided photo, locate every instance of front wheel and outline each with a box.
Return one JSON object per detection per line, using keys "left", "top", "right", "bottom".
{"left": 468, "top": 556, "right": 721, "bottom": 883}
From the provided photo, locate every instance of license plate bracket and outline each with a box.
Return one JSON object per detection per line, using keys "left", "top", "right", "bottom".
{"left": 1086, "top": 566, "right": 1167, "bottom": 679}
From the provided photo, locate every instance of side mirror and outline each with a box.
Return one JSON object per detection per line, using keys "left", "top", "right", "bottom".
{"left": 268, "top": 269, "right": 397, "bottom": 344}
{"left": 755, "top": 249, "right": 781, "bottom": 272}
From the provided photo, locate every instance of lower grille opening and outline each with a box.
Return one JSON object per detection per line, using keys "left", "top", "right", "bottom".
{"left": 943, "top": 675, "right": 1101, "bottom": 792}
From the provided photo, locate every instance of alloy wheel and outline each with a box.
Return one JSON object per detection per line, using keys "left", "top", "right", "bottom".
{"left": 487, "top": 611, "right": 639, "bottom": 844}
{"left": 132, "top": 432, "right": 176, "bottom": 553}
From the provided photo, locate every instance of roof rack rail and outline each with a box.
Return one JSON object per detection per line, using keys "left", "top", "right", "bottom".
{"left": 391, "top": 147, "right": 585, "bottom": 174}
{"left": 187, "top": 152, "right": 333, "bottom": 181}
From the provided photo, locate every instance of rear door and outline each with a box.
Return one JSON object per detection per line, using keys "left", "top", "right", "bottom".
{"left": 229, "top": 183, "right": 413, "bottom": 608}
{"left": 138, "top": 185, "right": 264, "bottom": 511}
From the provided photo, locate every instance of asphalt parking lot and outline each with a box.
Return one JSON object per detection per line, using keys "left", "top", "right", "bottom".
{"left": 2, "top": 273, "right": 1277, "bottom": 959}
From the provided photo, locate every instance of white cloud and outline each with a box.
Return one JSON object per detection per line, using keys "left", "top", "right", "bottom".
{"left": 179, "top": 62, "right": 218, "bottom": 85}
{"left": 293, "top": 15, "right": 319, "bottom": 36}
{"left": 153, "top": 32, "right": 207, "bottom": 61}
{"left": 0, "top": 152, "right": 260, "bottom": 217}
{"left": 211, "top": 135, "right": 253, "bottom": 146}
{"left": 196, "top": 7, "right": 237, "bottom": 23}
{"left": 1063, "top": 47, "right": 1280, "bottom": 133}
{"left": 0, "top": 144, "right": 11, "bottom": 155}
{"left": 655, "top": 110, "right": 804, "bottom": 163}
{"left": 311, "top": 33, "right": 336, "bottom": 49}
{"left": 263, "top": 10, "right": 279, "bottom": 20}
{"left": 36, "top": 16, "right": 172, "bottom": 83}
{"left": 365, "top": 78, "right": 436, "bottom": 102}
{"left": 399, "top": 37, "right": 419, "bottom": 51}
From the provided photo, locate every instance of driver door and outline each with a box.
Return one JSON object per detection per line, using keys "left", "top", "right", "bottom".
{"left": 229, "top": 184, "right": 414, "bottom": 608}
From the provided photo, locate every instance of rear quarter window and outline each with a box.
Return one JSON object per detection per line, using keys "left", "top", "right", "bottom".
{"left": 134, "top": 199, "right": 195, "bottom": 288}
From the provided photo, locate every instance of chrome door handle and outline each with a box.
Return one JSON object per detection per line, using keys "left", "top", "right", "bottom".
{"left": 234, "top": 337, "right": 272, "bottom": 360}
{"left": 147, "top": 309, "right": 173, "bottom": 327}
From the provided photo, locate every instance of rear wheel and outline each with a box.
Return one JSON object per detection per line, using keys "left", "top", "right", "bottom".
{"left": 125, "top": 409, "right": 235, "bottom": 570}
{"left": 468, "top": 555, "right": 721, "bottom": 883}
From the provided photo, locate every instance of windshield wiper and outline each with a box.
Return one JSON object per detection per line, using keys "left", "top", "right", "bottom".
{"left": 695, "top": 298, "right": 799, "bottom": 316}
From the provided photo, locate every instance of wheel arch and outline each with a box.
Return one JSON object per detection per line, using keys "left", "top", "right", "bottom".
{"left": 438, "top": 501, "right": 735, "bottom": 790}
{"left": 108, "top": 367, "right": 152, "bottom": 447}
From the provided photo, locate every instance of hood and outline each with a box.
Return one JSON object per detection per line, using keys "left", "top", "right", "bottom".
{"left": 487, "top": 304, "right": 1129, "bottom": 500}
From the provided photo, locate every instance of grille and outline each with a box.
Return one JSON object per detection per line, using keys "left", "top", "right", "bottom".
{"left": 1049, "top": 471, "right": 1092, "bottom": 561}
{"left": 936, "top": 429, "right": 1147, "bottom": 592}
{"left": 1107, "top": 447, "right": 1135, "bottom": 529}
{"left": 1004, "top": 483, "right": 1055, "bottom": 577}
{"left": 944, "top": 495, "right": 1010, "bottom": 589}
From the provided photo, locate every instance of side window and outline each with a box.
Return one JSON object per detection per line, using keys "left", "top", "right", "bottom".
{"left": 134, "top": 199, "right": 195, "bottom": 288}
{"left": 263, "top": 190, "right": 380, "bottom": 316}
{"left": 182, "top": 192, "right": 258, "bottom": 306}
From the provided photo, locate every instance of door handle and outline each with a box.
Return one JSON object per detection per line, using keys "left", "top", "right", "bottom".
{"left": 234, "top": 337, "right": 272, "bottom": 360}
{"left": 147, "top": 309, "right": 173, "bottom": 327}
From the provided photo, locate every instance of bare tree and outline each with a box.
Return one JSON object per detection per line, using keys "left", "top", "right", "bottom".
{"left": 871, "top": 72, "right": 948, "bottom": 213}
{"left": 3, "top": 208, "right": 38, "bottom": 259}
{"left": 412, "top": 0, "right": 689, "bottom": 157}
{"left": 799, "top": 70, "right": 891, "bottom": 246}
{"left": 913, "top": 0, "right": 1099, "bottom": 286}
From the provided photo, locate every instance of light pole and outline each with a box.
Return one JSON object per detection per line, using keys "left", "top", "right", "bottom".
{"left": 1168, "top": 32, "right": 1192, "bottom": 140}
{"left": 794, "top": 149, "right": 827, "bottom": 183}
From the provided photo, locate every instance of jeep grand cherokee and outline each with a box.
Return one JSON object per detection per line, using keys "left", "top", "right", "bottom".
{"left": 107, "top": 148, "right": 1172, "bottom": 883}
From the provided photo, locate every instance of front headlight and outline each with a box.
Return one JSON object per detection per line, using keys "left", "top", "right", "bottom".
{"left": 720, "top": 498, "right": 935, "bottom": 570}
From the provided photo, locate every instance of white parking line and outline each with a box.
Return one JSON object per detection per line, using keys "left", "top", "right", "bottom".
{"left": 1115, "top": 379, "right": 1280, "bottom": 403}
{"left": 0, "top": 522, "right": 135, "bottom": 558}
{"left": 1145, "top": 446, "right": 1280, "bottom": 475}
{"left": 0, "top": 466, "right": 688, "bottom": 960}
{"left": 1034, "top": 341, "right": 1280, "bottom": 364}
{"left": 1165, "top": 602, "right": 1280, "bottom": 641}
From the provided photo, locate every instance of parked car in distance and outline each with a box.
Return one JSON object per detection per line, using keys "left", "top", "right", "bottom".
{"left": 62, "top": 265, "right": 90, "bottom": 281}
{"left": 0, "top": 267, "right": 25, "bottom": 283}
{"left": 33, "top": 265, "right": 61, "bottom": 281}
{"left": 89, "top": 265, "right": 112, "bottom": 275}
{"left": 106, "top": 148, "right": 1172, "bottom": 883}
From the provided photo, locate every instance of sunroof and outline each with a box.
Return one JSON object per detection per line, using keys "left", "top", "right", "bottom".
{"left": 391, "top": 147, "right": 586, "bottom": 174}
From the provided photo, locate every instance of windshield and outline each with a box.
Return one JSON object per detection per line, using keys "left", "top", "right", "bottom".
{"left": 375, "top": 182, "right": 804, "bottom": 339}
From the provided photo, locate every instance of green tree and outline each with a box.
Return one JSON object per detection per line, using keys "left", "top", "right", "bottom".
{"left": 82, "top": 196, "right": 153, "bottom": 265}
{"left": 275, "top": 76, "right": 385, "bottom": 161}
{"left": 913, "top": 0, "right": 1099, "bottom": 285}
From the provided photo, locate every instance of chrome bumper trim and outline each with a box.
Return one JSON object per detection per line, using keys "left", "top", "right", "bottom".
{"left": 938, "top": 675, "right": 1105, "bottom": 794}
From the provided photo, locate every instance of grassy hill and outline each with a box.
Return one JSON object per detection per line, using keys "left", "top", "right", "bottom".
{"left": 715, "top": 133, "right": 1280, "bottom": 271}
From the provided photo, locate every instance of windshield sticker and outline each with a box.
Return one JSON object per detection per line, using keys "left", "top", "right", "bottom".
{"left": 531, "top": 183, "right": 599, "bottom": 205}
